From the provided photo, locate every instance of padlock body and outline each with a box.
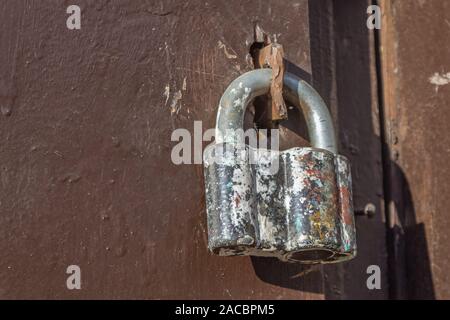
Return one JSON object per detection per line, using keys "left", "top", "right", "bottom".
{"left": 204, "top": 143, "right": 356, "bottom": 264}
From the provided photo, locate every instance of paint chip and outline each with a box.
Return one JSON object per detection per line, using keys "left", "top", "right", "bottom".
{"left": 170, "top": 90, "right": 182, "bottom": 115}
{"left": 163, "top": 84, "right": 170, "bottom": 105}
{"left": 218, "top": 40, "right": 237, "bottom": 59}
{"left": 429, "top": 72, "right": 450, "bottom": 92}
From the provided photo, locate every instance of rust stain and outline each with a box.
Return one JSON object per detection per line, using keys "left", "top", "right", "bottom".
{"left": 340, "top": 187, "right": 352, "bottom": 225}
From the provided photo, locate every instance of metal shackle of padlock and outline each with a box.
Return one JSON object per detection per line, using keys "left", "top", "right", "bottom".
{"left": 203, "top": 69, "right": 356, "bottom": 264}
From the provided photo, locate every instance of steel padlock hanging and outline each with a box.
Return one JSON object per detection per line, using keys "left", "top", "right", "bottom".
{"left": 203, "top": 69, "right": 356, "bottom": 264}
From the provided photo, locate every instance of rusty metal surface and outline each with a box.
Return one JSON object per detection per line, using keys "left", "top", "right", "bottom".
{"left": 0, "top": 0, "right": 325, "bottom": 299}
{"left": 252, "top": 29, "right": 287, "bottom": 122}
{"left": 380, "top": 0, "right": 450, "bottom": 299}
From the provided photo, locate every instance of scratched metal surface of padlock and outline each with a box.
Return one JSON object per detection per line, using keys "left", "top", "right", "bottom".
{"left": 203, "top": 69, "right": 356, "bottom": 264}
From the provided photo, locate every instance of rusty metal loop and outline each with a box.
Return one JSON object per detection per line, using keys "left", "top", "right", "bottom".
{"left": 215, "top": 69, "right": 337, "bottom": 154}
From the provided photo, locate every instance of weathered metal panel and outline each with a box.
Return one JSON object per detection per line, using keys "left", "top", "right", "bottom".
{"left": 0, "top": 0, "right": 324, "bottom": 299}
{"left": 0, "top": 0, "right": 393, "bottom": 300}
{"left": 380, "top": 0, "right": 450, "bottom": 299}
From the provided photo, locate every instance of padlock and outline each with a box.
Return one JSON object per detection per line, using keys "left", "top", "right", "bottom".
{"left": 203, "top": 69, "right": 356, "bottom": 264}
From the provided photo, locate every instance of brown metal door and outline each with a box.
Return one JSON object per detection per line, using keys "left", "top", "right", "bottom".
{"left": 380, "top": 0, "right": 450, "bottom": 300}
{"left": 0, "top": 0, "right": 391, "bottom": 299}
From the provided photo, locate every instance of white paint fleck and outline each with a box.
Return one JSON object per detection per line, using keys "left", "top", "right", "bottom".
{"left": 165, "top": 78, "right": 187, "bottom": 114}
{"left": 429, "top": 72, "right": 450, "bottom": 92}
{"left": 230, "top": 166, "right": 252, "bottom": 227}
{"left": 232, "top": 98, "right": 242, "bottom": 107}
{"left": 429, "top": 72, "right": 450, "bottom": 86}
{"left": 218, "top": 40, "right": 238, "bottom": 59}
{"left": 163, "top": 84, "right": 170, "bottom": 105}
{"left": 170, "top": 90, "right": 182, "bottom": 115}
{"left": 258, "top": 214, "right": 279, "bottom": 250}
